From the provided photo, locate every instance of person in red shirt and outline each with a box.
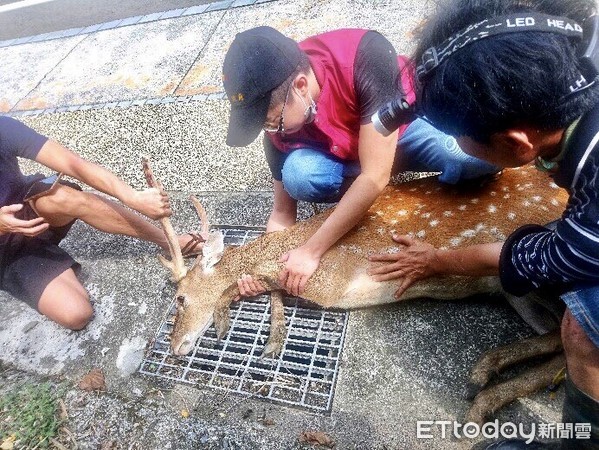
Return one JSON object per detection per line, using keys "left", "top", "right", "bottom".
{"left": 223, "top": 26, "right": 498, "bottom": 297}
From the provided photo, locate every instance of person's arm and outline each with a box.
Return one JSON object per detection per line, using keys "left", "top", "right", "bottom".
{"left": 368, "top": 235, "right": 502, "bottom": 298}
{"left": 34, "top": 140, "right": 171, "bottom": 220}
{"left": 280, "top": 123, "right": 398, "bottom": 296}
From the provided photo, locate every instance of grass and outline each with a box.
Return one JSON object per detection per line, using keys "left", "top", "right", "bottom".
{"left": 0, "top": 381, "right": 62, "bottom": 449}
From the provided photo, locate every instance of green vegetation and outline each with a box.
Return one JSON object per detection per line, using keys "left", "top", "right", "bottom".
{"left": 0, "top": 382, "right": 62, "bottom": 449}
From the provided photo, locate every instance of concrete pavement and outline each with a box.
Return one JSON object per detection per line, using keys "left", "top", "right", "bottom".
{"left": 0, "top": 1, "right": 563, "bottom": 448}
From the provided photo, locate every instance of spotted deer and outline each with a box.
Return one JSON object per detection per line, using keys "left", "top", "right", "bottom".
{"left": 143, "top": 158, "right": 568, "bottom": 423}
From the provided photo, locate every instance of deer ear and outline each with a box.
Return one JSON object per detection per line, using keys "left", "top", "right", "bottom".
{"left": 201, "top": 230, "right": 225, "bottom": 271}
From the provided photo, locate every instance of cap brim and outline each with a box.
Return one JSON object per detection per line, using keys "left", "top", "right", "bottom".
{"left": 226, "top": 94, "right": 271, "bottom": 147}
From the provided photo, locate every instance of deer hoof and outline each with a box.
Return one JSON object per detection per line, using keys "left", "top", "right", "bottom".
{"left": 261, "top": 339, "right": 283, "bottom": 359}
{"left": 214, "top": 310, "right": 230, "bottom": 341}
{"left": 465, "top": 382, "right": 484, "bottom": 401}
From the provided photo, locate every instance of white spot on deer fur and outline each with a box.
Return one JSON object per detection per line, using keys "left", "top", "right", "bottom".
{"left": 532, "top": 196, "right": 542, "bottom": 202}
{"left": 508, "top": 212, "right": 516, "bottom": 220}
{"left": 490, "top": 191, "right": 497, "bottom": 196}
{"left": 443, "top": 211, "right": 453, "bottom": 217}
{"left": 421, "top": 213, "right": 431, "bottom": 219}
{"left": 551, "top": 199, "right": 560, "bottom": 206}
{"left": 426, "top": 190, "right": 432, "bottom": 195}
{"left": 390, "top": 219, "right": 398, "bottom": 225}
{"left": 450, "top": 237, "right": 463, "bottom": 246}
{"left": 376, "top": 211, "right": 384, "bottom": 216}
{"left": 397, "top": 210, "right": 408, "bottom": 216}
{"left": 416, "top": 230, "right": 426, "bottom": 238}
{"left": 523, "top": 200, "right": 531, "bottom": 207}
{"left": 475, "top": 223, "right": 486, "bottom": 232}
{"left": 470, "top": 198, "right": 479, "bottom": 204}
{"left": 488, "top": 205, "right": 497, "bottom": 213}
{"left": 504, "top": 194, "right": 511, "bottom": 199}
{"left": 462, "top": 230, "right": 476, "bottom": 238}
{"left": 429, "top": 220, "right": 439, "bottom": 227}
{"left": 458, "top": 205, "right": 467, "bottom": 211}
{"left": 490, "top": 227, "right": 506, "bottom": 240}
{"left": 550, "top": 182, "right": 559, "bottom": 189}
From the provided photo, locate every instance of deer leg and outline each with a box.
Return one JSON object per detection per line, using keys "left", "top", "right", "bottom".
{"left": 465, "top": 352, "right": 566, "bottom": 425}
{"left": 262, "top": 291, "right": 287, "bottom": 358}
{"left": 466, "top": 329, "right": 562, "bottom": 400}
{"left": 214, "top": 304, "right": 231, "bottom": 341}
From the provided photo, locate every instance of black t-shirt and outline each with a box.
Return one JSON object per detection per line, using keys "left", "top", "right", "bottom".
{"left": 265, "top": 31, "right": 401, "bottom": 181}
{"left": 0, "top": 117, "right": 48, "bottom": 206}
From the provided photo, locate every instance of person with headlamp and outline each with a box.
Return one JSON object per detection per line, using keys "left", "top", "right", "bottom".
{"left": 223, "top": 26, "right": 497, "bottom": 298}
{"left": 369, "top": 0, "right": 599, "bottom": 447}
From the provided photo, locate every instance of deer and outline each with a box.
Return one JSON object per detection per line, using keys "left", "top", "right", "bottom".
{"left": 142, "top": 158, "right": 569, "bottom": 424}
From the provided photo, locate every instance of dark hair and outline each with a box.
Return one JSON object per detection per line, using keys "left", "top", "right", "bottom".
{"left": 413, "top": 0, "right": 599, "bottom": 142}
{"left": 268, "top": 52, "right": 311, "bottom": 108}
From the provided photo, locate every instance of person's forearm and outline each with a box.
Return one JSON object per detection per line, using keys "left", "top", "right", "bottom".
{"left": 303, "top": 174, "right": 384, "bottom": 257}
{"left": 69, "top": 160, "right": 136, "bottom": 205}
{"left": 432, "top": 242, "right": 503, "bottom": 277}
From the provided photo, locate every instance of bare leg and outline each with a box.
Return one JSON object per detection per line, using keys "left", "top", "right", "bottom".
{"left": 32, "top": 185, "right": 196, "bottom": 251}
{"left": 562, "top": 309, "right": 599, "bottom": 399}
{"left": 37, "top": 268, "right": 93, "bottom": 330}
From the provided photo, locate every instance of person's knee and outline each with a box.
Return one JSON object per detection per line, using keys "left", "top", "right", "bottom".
{"left": 282, "top": 149, "right": 342, "bottom": 202}
{"left": 62, "top": 299, "right": 93, "bottom": 331}
{"left": 562, "top": 309, "right": 599, "bottom": 363}
{"left": 33, "top": 185, "right": 86, "bottom": 219}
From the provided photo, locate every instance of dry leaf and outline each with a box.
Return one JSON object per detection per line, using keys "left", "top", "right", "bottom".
{"left": 299, "top": 431, "right": 335, "bottom": 447}
{"left": 181, "top": 409, "right": 190, "bottom": 418}
{"left": 78, "top": 368, "right": 106, "bottom": 392}
{"left": 0, "top": 435, "right": 16, "bottom": 450}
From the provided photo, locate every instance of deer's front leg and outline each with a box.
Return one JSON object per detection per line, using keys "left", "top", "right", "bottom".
{"left": 262, "top": 291, "right": 287, "bottom": 358}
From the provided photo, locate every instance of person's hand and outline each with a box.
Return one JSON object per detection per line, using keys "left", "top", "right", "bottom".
{"left": 128, "top": 188, "right": 171, "bottom": 220}
{"left": 368, "top": 234, "right": 439, "bottom": 299}
{"left": 234, "top": 274, "right": 267, "bottom": 301}
{"left": 278, "top": 246, "right": 321, "bottom": 297}
{"left": 0, "top": 204, "right": 49, "bottom": 236}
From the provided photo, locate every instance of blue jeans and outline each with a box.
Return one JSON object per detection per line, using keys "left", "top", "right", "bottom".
{"left": 562, "top": 284, "right": 599, "bottom": 348}
{"left": 280, "top": 118, "right": 500, "bottom": 202}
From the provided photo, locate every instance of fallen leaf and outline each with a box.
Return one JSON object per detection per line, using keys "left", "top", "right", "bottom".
{"left": 0, "top": 435, "right": 16, "bottom": 450}
{"left": 181, "top": 409, "right": 189, "bottom": 418}
{"left": 78, "top": 368, "right": 106, "bottom": 392}
{"left": 299, "top": 431, "right": 335, "bottom": 447}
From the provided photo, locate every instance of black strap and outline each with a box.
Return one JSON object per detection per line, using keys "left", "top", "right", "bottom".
{"left": 417, "top": 13, "right": 584, "bottom": 80}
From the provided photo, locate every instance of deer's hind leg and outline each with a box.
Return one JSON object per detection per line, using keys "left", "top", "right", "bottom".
{"left": 262, "top": 291, "right": 287, "bottom": 358}
{"left": 466, "top": 329, "right": 563, "bottom": 400}
{"left": 465, "top": 352, "right": 566, "bottom": 425}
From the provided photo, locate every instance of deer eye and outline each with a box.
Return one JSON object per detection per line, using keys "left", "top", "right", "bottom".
{"left": 176, "top": 295, "right": 186, "bottom": 308}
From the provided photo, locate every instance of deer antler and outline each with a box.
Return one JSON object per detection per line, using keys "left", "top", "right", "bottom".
{"left": 190, "top": 195, "right": 210, "bottom": 240}
{"left": 142, "top": 157, "right": 187, "bottom": 282}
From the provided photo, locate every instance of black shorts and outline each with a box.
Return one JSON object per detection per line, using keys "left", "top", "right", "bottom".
{"left": 0, "top": 176, "right": 81, "bottom": 310}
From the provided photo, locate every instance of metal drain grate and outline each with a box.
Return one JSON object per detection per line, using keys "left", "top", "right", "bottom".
{"left": 140, "top": 226, "right": 349, "bottom": 413}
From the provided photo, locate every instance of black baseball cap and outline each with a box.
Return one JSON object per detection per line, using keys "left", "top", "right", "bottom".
{"left": 223, "top": 26, "right": 302, "bottom": 147}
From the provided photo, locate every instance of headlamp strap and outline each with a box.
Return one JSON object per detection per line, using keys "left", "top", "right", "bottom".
{"left": 417, "top": 13, "right": 584, "bottom": 80}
